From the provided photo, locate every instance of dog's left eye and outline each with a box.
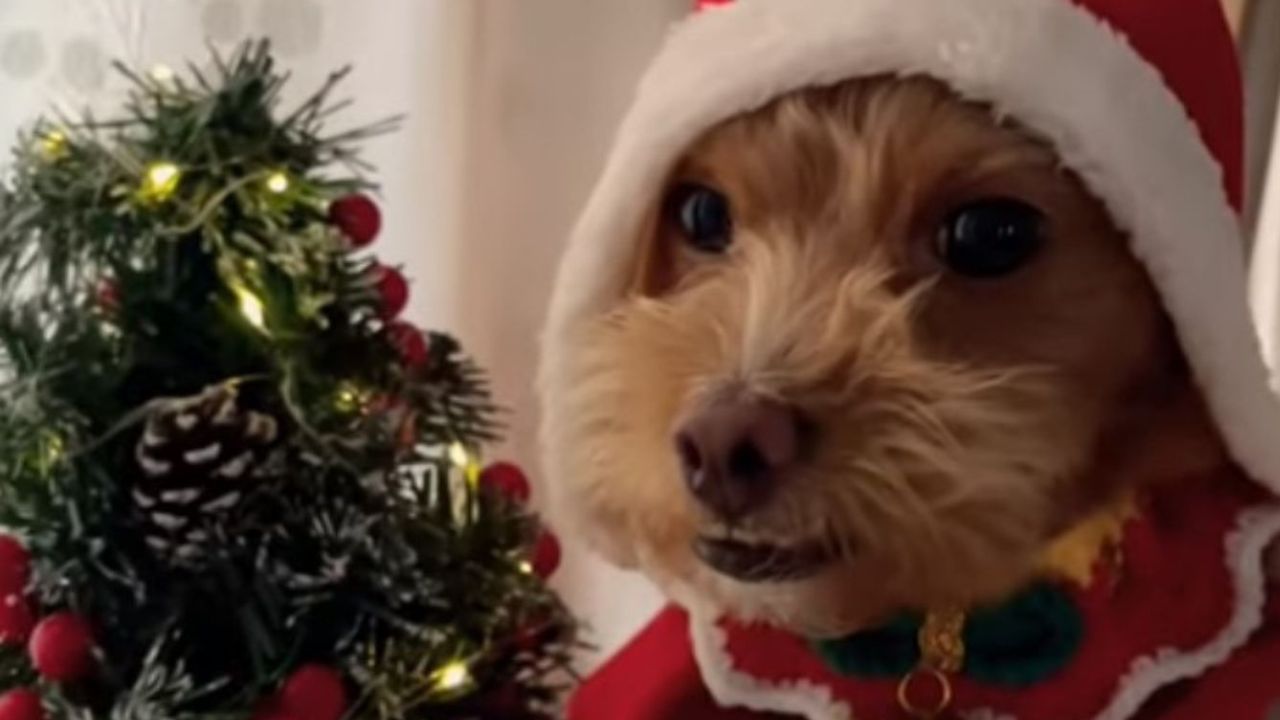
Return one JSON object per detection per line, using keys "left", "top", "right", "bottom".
{"left": 937, "top": 198, "right": 1046, "bottom": 278}
{"left": 669, "top": 184, "right": 733, "bottom": 253}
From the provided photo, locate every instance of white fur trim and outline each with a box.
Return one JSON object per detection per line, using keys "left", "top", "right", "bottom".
{"left": 539, "top": 0, "right": 1280, "bottom": 506}
{"left": 689, "top": 503, "right": 1280, "bottom": 720}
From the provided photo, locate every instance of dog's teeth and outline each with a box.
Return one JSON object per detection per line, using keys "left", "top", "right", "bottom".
{"left": 702, "top": 526, "right": 800, "bottom": 547}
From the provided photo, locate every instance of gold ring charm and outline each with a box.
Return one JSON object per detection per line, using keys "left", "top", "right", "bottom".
{"left": 896, "top": 666, "right": 953, "bottom": 719}
{"left": 919, "top": 608, "right": 966, "bottom": 673}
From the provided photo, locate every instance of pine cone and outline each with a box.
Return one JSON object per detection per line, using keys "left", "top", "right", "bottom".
{"left": 133, "top": 384, "right": 281, "bottom": 564}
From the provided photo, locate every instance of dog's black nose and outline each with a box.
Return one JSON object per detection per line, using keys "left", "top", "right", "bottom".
{"left": 674, "top": 395, "right": 801, "bottom": 521}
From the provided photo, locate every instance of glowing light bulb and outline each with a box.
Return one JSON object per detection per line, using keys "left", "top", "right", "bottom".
{"left": 149, "top": 64, "right": 175, "bottom": 83}
{"left": 41, "top": 434, "right": 65, "bottom": 469}
{"left": 334, "top": 383, "right": 363, "bottom": 413}
{"left": 448, "top": 442, "right": 469, "bottom": 468}
{"left": 264, "top": 170, "right": 290, "bottom": 194}
{"left": 432, "top": 660, "right": 471, "bottom": 692}
{"left": 234, "top": 285, "right": 267, "bottom": 331}
{"left": 518, "top": 561, "right": 534, "bottom": 575}
{"left": 37, "top": 129, "right": 67, "bottom": 160}
{"left": 141, "top": 161, "right": 182, "bottom": 202}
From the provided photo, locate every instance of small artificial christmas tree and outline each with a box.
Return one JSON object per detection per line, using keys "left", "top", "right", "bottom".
{"left": 0, "top": 42, "right": 578, "bottom": 720}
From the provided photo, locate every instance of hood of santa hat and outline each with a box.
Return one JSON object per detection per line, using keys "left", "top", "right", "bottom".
{"left": 539, "top": 0, "right": 1280, "bottom": 500}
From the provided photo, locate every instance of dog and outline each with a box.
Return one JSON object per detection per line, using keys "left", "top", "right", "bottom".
{"left": 542, "top": 1, "right": 1280, "bottom": 718}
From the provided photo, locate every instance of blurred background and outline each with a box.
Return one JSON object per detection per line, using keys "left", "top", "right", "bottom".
{"left": 0, "top": 0, "right": 1277, "bottom": 672}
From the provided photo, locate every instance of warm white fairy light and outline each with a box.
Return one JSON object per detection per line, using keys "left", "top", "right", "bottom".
{"left": 264, "top": 170, "right": 290, "bottom": 194}
{"left": 39, "top": 433, "right": 66, "bottom": 471}
{"left": 448, "top": 442, "right": 469, "bottom": 468}
{"left": 141, "top": 161, "right": 182, "bottom": 202}
{"left": 37, "top": 129, "right": 67, "bottom": 160}
{"left": 448, "top": 441, "right": 481, "bottom": 485}
{"left": 432, "top": 660, "right": 472, "bottom": 692}
{"left": 234, "top": 285, "right": 267, "bottom": 330}
{"left": 334, "top": 383, "right": 363, "bottom": 413}
{"left": 518, "top": 560, "right": 534, "bottom": 575}
{"left": 149, "top": 64, "right": 175, "bottom": 83}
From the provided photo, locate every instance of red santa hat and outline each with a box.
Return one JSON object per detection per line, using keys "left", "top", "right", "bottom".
{"left": 541, "top": 0, "right": 1280, "bottom": 497}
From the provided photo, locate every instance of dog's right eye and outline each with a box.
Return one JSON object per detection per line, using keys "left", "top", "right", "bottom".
{"left": 668, "top": 184, "right": 733, "bottom": 253}
{"left": 937, "top": 198, "right": 1046, "bottom": 278}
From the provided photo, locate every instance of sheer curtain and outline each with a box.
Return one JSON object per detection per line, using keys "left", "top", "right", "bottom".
{"left": 0, "top": 0, "right": 678, "bottom": 670}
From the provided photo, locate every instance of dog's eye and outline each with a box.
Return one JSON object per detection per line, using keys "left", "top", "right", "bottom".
{"left": 669, "top": 184, "right": 733, "bottom": 253}
{"left": 937, "top": 198, "right": 1045, "bottom": 278}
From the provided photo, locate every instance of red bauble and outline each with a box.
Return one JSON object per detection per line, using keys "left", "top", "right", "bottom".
{"left": 386, "top": 321, "right": 429, "bottom": 371}
{"left": 0, "top": 595, "right": 35, "bottom": 645}
{"left": 328, "top": 194, "right": 382, "bottom": 247}
{"left": 278, "top": 665, "right": 347, "bottom": 720}
{"left": 0, "top": 536, "right": 30, "bottom": 596}
{"left": 530, "top": 530, "right": 561, "bottom": 579}
{"left": 0, "top": 689, "right": 45, "bottom": 720}
{"left": 28, "top": 613, "right": 94, "bottom": 682}
{"left": 480, "top": 462, "right": 532, "bottom": 504}
{"left": 373, "top": 264, "right": 410, "bottom": 319}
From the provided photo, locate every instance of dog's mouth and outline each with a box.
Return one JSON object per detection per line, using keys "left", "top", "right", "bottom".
{"left": 693, "top": 534, "right": 832, "bottom": 583}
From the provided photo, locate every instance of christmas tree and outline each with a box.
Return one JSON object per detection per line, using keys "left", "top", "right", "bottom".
{"left": 0, "top": 42, "right": 577, "bottom": 720}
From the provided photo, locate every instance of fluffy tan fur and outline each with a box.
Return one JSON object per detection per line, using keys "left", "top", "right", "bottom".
{"left": 544, "top": 77, "right": 1228, "bottom": 637}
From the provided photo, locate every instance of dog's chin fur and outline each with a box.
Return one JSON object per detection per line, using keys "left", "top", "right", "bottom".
{"left": 543, "top": 76, "right": 1227, "bottom": 637}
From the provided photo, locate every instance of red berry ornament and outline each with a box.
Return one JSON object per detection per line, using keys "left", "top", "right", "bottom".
{"left": 0, "top": 536, "right": 30, "bottom": 595}
{"left": 0, "top": 689, "right": 45, "bottom": 720}
{"left": 530, "top": 530, "right": 561, "bottom": 579}
{"left": 0, "top": 595, "right": 35, "bottom": 645}
{"left": 387, "top": 321, "right": 429, "bottom": 371}
{"left": 373, "top": 264, "right": 409, "bottom": 318}
{"left": 480, "top": 462, "right": 532, "bottom": 504}
{"left": 328, "top": 193, "right": 381, "bottom": 247}
{"left": 28, "top": 613, "right": 94, "bottom": 682}
{"left": 279, "top": 665, "right": 347, "bottom": 720}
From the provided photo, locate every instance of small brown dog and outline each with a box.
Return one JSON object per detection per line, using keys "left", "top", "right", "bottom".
{"left": 555, "top": 73, "right": 1219, "bottom": 636}
{"left": 544, "top": 1, "right": 1280, "bottom": 718}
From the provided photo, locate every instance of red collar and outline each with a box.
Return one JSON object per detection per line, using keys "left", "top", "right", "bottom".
{"left": 691, "top": 473, "right": 1280, "bottom": 720}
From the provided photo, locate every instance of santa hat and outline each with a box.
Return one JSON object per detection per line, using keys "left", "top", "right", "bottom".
{"left": 541, "top": 0, "right": 1280, "bottom": 496}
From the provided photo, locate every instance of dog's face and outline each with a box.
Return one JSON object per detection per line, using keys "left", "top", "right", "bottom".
{"left": 549, "top": 77, "right": 1195, "bottom": 636}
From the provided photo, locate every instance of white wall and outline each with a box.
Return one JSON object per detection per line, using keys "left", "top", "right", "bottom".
{"left": 454, "top": 0, "right": 687, "bottom": 670}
